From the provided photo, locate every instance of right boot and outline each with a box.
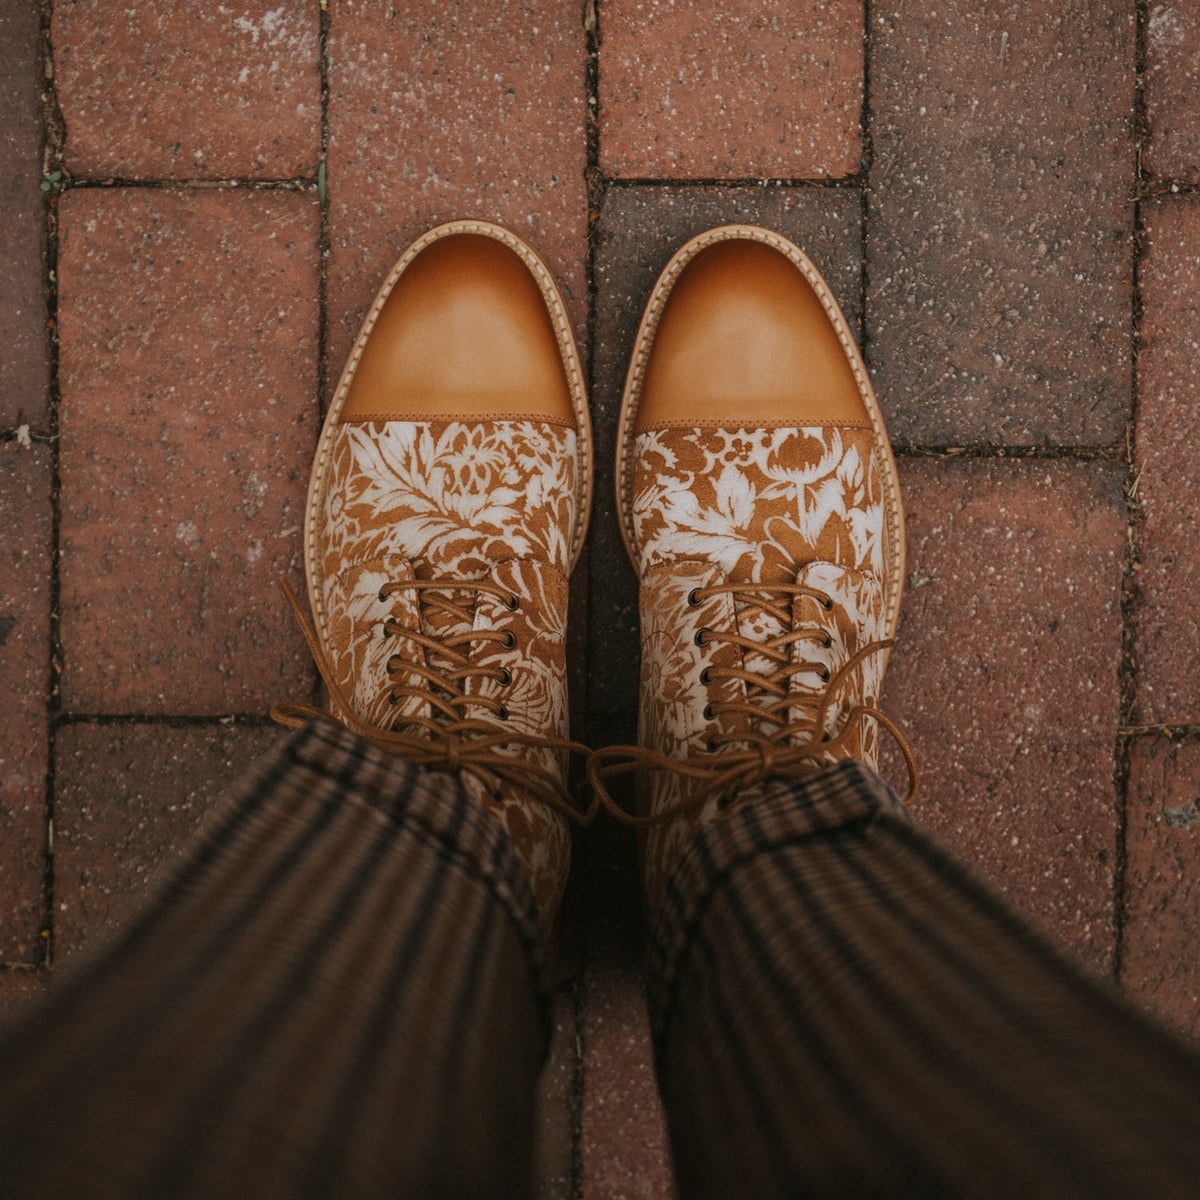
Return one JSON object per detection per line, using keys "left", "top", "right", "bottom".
{"left": 275, "top": 221, "right": 593, "bottom": 941}
{"left": 590, "top": 225, "right": 915, "bottom": 912}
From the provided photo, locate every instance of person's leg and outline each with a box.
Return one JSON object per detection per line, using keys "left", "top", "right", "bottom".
{"left": 0, "top": 718, "right": 547, "bottom": 1199}
{"left": 648, "top": 760, "right": 1200, "bottom": 1199}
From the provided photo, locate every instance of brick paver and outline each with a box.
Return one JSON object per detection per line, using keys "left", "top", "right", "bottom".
{"left": 0, "top": 0, "right": 47, "bottom": 429}
{"left": 53, "top": 722, "right": 282, "bottom": 958}
{"left": 599, "top": 0, "right": 863, "bottom": 179}
{"left": 326, "top": 0, "right": 588, "bottom": 372}
{"left": 882, "top": 459, "right": 1127, "bottom": 969}
{"left": 1123, "top": 735, "right": 1200, "bottom": 1039}
{"left": 867, "top": 0, "right": 1135, "bottom": 447}
{"left": 581, "top": 958, "right": 675, "bottom": 1199}
{"left": 0, "top": 443, "right": 52, "bottom": 965}
{"left": 56, "top": 188, "right": 320, "bottom": 715}
{"left": 1135, "top": 195, "right": 1200, "bottom": 724}
{"left": 52, "top": 0, "right": 320, "bottom": 179}
{"left": 1144, "top": 2, "right": 1200, "bottom": 183}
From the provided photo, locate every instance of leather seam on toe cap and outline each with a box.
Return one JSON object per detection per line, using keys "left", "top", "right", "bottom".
{"left": 634, "top": 417, "right": 874, "bottom": 433}
{"left": 340, "top": 412, "right": 579, "bottom": 428}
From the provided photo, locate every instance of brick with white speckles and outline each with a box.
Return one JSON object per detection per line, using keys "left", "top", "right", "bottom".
{"left": 881, "top": 457, "right": 1126, "bottom": 970}
{"left": 1136, "top": 196, "right": 1200, "bottom": 724}
{"left": 57, "top": 189, "right": 320, "bottom": 714}
{"left": 1123, "top": 735, "right": 1200, "bottom": 1039}
{"left": 867, "top": 0, "right": 1135, "bottom": 446}
{"left": 599, "top": 0, "right": 863, "bottom": 179}
{"left": 1145, "top": 2, "right": 1200, "bottom": 183}
{"left": 53, "top": 0, "right": 320, "bottom": 178}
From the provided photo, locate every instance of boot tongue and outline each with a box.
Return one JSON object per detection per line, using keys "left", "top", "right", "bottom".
{"left": 788, "top": 561, "right": 886, "bottom": 767}
{"left": 732, "top": 558, "right": 794, "bottom": 700}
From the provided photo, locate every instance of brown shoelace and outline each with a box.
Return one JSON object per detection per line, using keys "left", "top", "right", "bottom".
{"left": 272, "top": 577, "right": 593, "bottom": 823}
{"left": 586, "top": 581, "right": 919, "bottom": 827}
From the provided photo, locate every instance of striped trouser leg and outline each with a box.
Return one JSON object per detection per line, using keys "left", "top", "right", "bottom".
{"left": 648, "top": 759, "right": 1200, "bottom": 1200}
{"left": 0, "top": 718, "right": 548, "bottom": 1200}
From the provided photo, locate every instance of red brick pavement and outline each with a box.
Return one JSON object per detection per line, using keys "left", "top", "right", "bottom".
{"left": 2, "top": 1, "right": 1199, "bottom": 1194}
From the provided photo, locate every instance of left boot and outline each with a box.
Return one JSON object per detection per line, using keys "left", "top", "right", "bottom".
{"left": 276, "top": 221, "right": 592, "bottom": 939}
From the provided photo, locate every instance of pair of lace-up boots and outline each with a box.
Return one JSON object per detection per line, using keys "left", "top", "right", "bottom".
{"left": 276, "top": 221, "right": 914, "bottom": 941}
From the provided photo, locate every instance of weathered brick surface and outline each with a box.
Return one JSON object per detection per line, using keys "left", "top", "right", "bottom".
{"left": 581, "top": 960, "right": 675, "bottom": 1199}
{"left": 1144, "top": 2, "right": 1200, "bottom": 183}
{"left": 599, "top": 0, "right": 862, "bottom": 179}
{"left": 1123, "top": 735, "right": 1200, "bottom": 1040}
{"left": 0, "top": 0, "right": 47, "bottom": 429}
{"left": 326, "top": 0, "right": 588, "bottom": 373}
{"left": 56, "top": 189, "right": 319, "bottom": 715}
{"left": 867, "top": 1, "right": 1135, "bottom": 446}
{"left": 589, "top": 185, "right": 863, "bottom": 752}
{"left": 1135, "top": 196, "right": 1200, "bottom": 723}
{"left": 53, "top": 722, "right": 282, "bottom": 958}
{"left": 0, "top": 442, "right": 51, "bottom": 964}
{"left": 53, "top": 0, "right": 320, "bottom": 179}
{"left": 881, "top": 458, "right": 1126, "bottom": 970}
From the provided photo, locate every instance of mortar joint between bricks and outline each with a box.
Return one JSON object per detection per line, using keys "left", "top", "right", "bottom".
{"left": 60, "top": 176, "right": 318, "bottom": 191}
{"left": 1110, "top": 0, "right": 1155, "bottom": 986}
{"left": 603, "top": 173, "right": 865, "bottom": 190}
{"left": 893, "top": 443, "right": 1126, "bottom": 461}
{"left": 37, "top": 0, "right": 66, "bottom": 974}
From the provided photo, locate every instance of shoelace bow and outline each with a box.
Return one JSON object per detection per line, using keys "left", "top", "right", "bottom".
{"left": 272, "top": 577, "right": 593, "bottom": 823}
{"left": 586, "top": 581, "right": 919, "bottom": 826}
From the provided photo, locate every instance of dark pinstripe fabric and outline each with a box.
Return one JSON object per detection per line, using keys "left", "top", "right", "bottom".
{"left": 0, "top": 719, "right": 548, "bottom": 1200}
{"left": 6, "top": 732, "right": 1200, "bottom": 1198}
{"left": 650, "top": 759, "right": 1200, "bottom": 1199}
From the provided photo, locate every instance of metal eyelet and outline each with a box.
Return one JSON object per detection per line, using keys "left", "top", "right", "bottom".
{"left": 706, "top": 737, "right": 719, "bottom": 752}
{"left": 694, "top": 627, "right": 709, "bottom": 647}
{"left": 700, "top": 666, "right": 714, "bottom": 685}
{"left": 820, "top": 595, "right": 834, "bottom": 611}
{"left": 497, "top": 667, "right": 513, "bottom": 687}
{"left": 501, "top": 631, "right": 517, "bottom": 650}
{"left": 497, "top": 703, "right": 510, "bottom": 721}
{"left": 821, "top": 632, "right": 832, "bottom": 649}
{"left": 703, "top": 702, "right": 715, "bottom": 721}
{"left": 504, "top": 593, "right": 520, "bottom": 612}
{"left": 817, "top": 665, "right": 831, "bottom": 682}
{"left": 386, "top": 654, "right": 401, "bottom": 673}
{"left": 388, "top": 691, "right": 400, "bottom": 705}
{"left": 378, "top": 585, "right": 390, "bottom": 603}
{"left": 687, "top": 588, "right": 703, "bottom": 607}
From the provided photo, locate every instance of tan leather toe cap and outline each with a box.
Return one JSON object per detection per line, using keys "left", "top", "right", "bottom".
{"left": 636, "top": 238, "right": 866, "bottom": 431}
{"left": 341, "top": 232, "right": 574, "bottom": 423}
